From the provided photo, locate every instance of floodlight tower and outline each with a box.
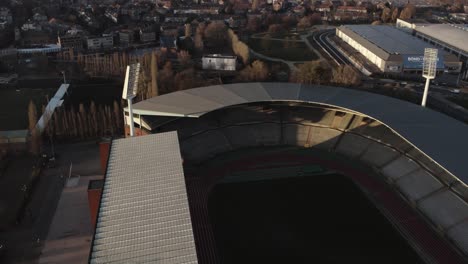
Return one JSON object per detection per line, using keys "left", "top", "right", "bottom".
{"left": 122, "top": 63, "right": 141, "bottom": 137}
{"left": 421, "top": 48, "right": 438, "bottom": 107}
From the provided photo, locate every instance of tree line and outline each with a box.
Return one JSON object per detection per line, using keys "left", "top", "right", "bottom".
{"left": 27, "top": 100, "right": 124, "bottom": 154}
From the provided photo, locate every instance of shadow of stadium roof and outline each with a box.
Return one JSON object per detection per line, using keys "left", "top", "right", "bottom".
{"left": 131, "top": 82, "right": 468, "bottom": 184}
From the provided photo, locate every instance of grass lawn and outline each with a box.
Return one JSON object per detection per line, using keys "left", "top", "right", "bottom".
{"left": 448, "top": 97, "right": 468, "bottom": 109}
{"left": 249, "top": 38, "right": 318, "bottom": 62}
{"left": 0, "top": 88, "right": 55, "bottom": 130}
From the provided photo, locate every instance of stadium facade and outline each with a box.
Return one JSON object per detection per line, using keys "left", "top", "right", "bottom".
{"left": 90, "top": 83, "right": 468, "bottom": 263}
{"left": 336, "top": 25, "right": 462, "bottom": 75}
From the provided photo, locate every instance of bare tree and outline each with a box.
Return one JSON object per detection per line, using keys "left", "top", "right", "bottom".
{"left": 229, "top": 29, "right": 250, "bottom": 65}
{"left": 381, "top": 7, "right": 392, "bottom": 22}
{"left": 150, "top": 51, "right": 159, "bottom": 97}
{"left": 28, "top": 100, "right": 40, "bottom": 155}
{"left": 268, "top": 24, "right": 286, "bottom": 33}
{"left": 204, "top": 21, "right": 228, "bottom": 48}
{"left": 178, "top": 50, "right": 192, "bottom": 68}
{"left": 294, "top": 60, "right": 332, "bottom": 85}
{"left": 184, "top": 23, "right": 192, "bottom": 38}
{"left": 174, "top": 68, "right": 197, "bottom": 91}
{"left": 297, "top": 16, "right": 312, "bottom": 29}
{"left": 238, "top": 60, "right": 269, "bottom": 81}
{"left": 399, "top": 3, "right": 416, "bottom": 20}
{"left": 331, "top": 65, "right": 362, "bottom": 86}
{"left": 158, "top": 62, "right": 174, "bottom": 93}
{"left": 247, "top": 17, "right": 261, "bottom": 32}
{"left": 194, "top": 33, "right": 204, "bottom": 54}
{"left": 90, "top": 101, "right": 98, "bottom": 137}
{"left": 391, "top": 7, "right": 399, "bottom": 22}
{"left": 252, "top": 0, "right": 259, "bottom": 11}
{"left": 113, "top": 100, "right": 122, "bottom": 134}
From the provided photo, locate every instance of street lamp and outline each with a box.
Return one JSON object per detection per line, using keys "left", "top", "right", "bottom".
{"left": 61, "top": 71, "right": 66, "bottom": 84}
{"left": 421, "top": 48, "right": 438, "bottom": 107}
{"left": 122, "top": 63, "right": 140, "bottom": 137}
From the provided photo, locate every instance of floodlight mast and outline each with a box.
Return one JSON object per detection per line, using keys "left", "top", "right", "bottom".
{"left": 421, "top": 48, "right": 438, "bottom": 107}
{"left": 122, "top": 63, "right": 141, "bottom": 137}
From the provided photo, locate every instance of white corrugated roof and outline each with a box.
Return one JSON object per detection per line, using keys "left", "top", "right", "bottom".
{"left": 344, "top": 25, "right": 445, "bottom": 55}
{"left": 415, "top": 24, "right": 468, "bottom": 54}
{"left": 89, "top": 132, "right": 198, "bottom": 264}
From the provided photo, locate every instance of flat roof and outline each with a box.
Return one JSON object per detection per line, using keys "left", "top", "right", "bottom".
{"left": 89, "top": 132, "right": 198, "bottom": 264}
{"left": 338, "top": 25, "right": 445, "bottom": 59}
{"left": 415, "top": 24, "right": 468, "bottom": 54}
{"left": 131, "top": 82, "right": 468, "bottom": 184}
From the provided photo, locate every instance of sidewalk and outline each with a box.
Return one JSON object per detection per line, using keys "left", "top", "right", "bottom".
{"left": 39, "top": 175, "right": 103, "bottom": 264}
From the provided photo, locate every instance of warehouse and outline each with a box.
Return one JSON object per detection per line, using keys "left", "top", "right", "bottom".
{"left": 336, "top": 25, "right": 462, "bottom": 76}
{"left": 413, "top": 24, "right": 468, "bottom": 81}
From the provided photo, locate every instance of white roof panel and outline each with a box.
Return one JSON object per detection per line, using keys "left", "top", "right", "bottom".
{"left": 415, "top": 24, "right": 468, "bottom": 54}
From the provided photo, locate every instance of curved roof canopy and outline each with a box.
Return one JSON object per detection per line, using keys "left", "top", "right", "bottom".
{"left": 132, "top": 82, "right": 468, "bottom": 184}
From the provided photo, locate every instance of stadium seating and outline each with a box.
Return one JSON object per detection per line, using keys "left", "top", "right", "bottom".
{"left": 394, "top": 168, "right": 444, "bottom": 201}
{"left": 360, "top": 142, "right": 400, "bottom": 168}
{"left": 335, "top": 133, "right": 373, "bottom": 158}
{"left": 281, "top": 124, "right": 310, "bottom": 147}
{"left": 222, "top": 123, "right": 281, "bottom": 149}
{"left": 180, "top": 130, "right": 232, "bottom": 162}
{"left": 217, "top": 105, "right": 281, "bottom": 126}
{"left": 158, "top": 103, "right": 467, "bottom": 259}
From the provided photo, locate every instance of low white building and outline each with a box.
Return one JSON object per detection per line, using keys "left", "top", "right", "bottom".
{"left": 202, "top": 54, "right": 236, "bottom": 71}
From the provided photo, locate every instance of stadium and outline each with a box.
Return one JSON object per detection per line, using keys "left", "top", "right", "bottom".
{"left": 89, "top": 83, "right": 468, "bottom": 263}
{"left": 335, "top": 25, "right": 462, "bottom": 75}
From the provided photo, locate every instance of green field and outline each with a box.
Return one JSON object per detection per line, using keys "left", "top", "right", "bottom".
{"left": 0, "top": 88, "right": 55, "bottom": 130}
{"left": 249, "top": 38, "right": 318, "bottom": 62}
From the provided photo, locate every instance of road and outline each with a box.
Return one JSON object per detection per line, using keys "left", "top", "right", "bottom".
{"left": 311, "top": 30, "right": 350, "bottom": 66}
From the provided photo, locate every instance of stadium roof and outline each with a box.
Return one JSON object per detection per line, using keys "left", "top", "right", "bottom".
{"left": 131, "top": 82, "right": 468, "bottom": 184}
{"left": 89, "top": 132, "right": 198, "bottom": 264}
{"left": 338, "top": 25, "right": 445, "bottom": 60}
{"left": 415, "top": 24, "right": 468, "bottom": 55}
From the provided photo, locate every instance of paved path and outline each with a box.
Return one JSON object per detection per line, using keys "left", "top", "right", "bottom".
{"left": 250, "top": 49, "right": 304, "bottom": 72}
{"left": 39, "top": 175, "right": 103, "bottom": 264}
{"left": 249, "top": 29, "right": 325, "bottom": 72}
{"left": 0, "top": 141, "right": 102, "bottom": 264}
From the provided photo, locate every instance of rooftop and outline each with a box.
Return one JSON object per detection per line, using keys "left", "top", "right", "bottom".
{"left": 339, "top": 25, "right": 446, "bottom": 59}
{"left": 89, "top": 132, "right": 198, "bottom": 264}
{"left": 415, "top": 24, "right": 468, "bottom": 54}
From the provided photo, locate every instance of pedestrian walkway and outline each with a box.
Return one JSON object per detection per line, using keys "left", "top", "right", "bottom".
{"left": 39, "top": 175, "right": 102, "bottom": 264}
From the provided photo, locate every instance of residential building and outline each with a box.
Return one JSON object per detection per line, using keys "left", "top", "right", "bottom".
{"left": 139, "top": 28, "right": 156, "bottom": 43}
{"left": 87, "top": 35, "right": 114, "bottom": 50}
{"left": 119, "top": 30, "right": 134, "bottom": 47}
{"left": 58, "top": 33, "right": 84, "bottom": 50}
{"left": 334, "top": 6, "right": 368, "bottom": 21}
{"left": 0, "top": 7, "right": 12, "bottom": 24}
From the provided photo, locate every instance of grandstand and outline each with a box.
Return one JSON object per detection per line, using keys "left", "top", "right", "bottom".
{"left": 91, "top": 83, "right": 468, "bottom": 263}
